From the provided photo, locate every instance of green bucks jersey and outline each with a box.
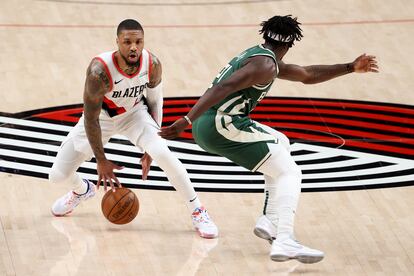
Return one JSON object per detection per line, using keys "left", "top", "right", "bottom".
{"left": 210, "top": 44, "right": 277, "bottom": 116}
{"left": 192, "top": 45, "right": 281, "bottom": 171}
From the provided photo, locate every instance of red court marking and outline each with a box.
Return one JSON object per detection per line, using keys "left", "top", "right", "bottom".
{"left": 162, "top": 105, "right": 414, "bottom": 125}
{"left": 284, "top": 131, "right": 414, "bottom": 156}
{"left": 265, "top": 122, "right": 414, "bottom": 146}
{"left": 253, "top": 107, "right": 414, "bottom": 125}
{"left": 260, "top": 99, "right": 414, "bottom": 115}
{"left": 250, "top": 114, "right": 414, "bottom": 135}
{"left": 163, "top": 99, "right": 198, "bottom": 105}
{"left": 34, "top": 108, "right": 83, "bottom": 123}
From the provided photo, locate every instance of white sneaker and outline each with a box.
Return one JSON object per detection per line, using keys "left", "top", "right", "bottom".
{"left": 51, "top": 179, "right": 96, "bottom": 216}
{"left": 191, "top": 207, "right": 218, "bottom": 239}
{"left": 254, "top": 215, "right": 277, "bottom": 243}
{"left": 270, "top": 238, "right": 324, "bottom": 264}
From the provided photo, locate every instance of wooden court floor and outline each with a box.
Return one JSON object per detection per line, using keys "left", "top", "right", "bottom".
{"left": 1, "top": 0, "right": 414, "bottom": 275}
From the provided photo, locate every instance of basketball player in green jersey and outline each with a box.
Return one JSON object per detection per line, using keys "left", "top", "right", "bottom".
{"left": 160, "top": 15, "right": 378, "bottom": 263}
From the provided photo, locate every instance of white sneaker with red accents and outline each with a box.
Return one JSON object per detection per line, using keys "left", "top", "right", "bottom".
{"left": 191, "top": 207, "right": 218, "bottom": 239}
{"left": 51, "top": 180, "right": 96, "bottom": 216}
{"left": 254, "top": 215, "right": 277, "bottom": 243}
{"left": 270, "top": 238, "right": 324, "bottom": 264}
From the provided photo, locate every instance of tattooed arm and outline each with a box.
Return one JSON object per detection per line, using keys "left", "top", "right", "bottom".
{"left": 140, "top": 53, "right": 163, "bottom": 181}
{"left": 83, "top": 60, "right": 108, "bottom": 162}
{"left": 146, "top": 53, "right": 163, "bottom": 126}
{"left": 83, "top": 59, "right": 122, "bottom": 191}
{"left": 277, "top": 54, "right": 378, "bottom": 84}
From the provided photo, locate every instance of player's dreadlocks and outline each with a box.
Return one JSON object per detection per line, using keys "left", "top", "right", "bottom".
{"left": 117, "top": 19, "right": 144, "bottom": 36}
{"left": 259, "top": 15, "right": 303, "bottom": 48}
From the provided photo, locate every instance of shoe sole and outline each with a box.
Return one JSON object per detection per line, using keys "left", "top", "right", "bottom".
{"left": 195, "top": 228, "right": 218, "bottom": 239}
{"left": 270, "top": 254, "right": 324, "bottom": 264}
{"left": 50, "top": 188, "right": 96, "bottom": 218}
{"left": 51, "top": 209, "right": 73, "bottom": 217}
{"left": 253, "top": 227, "right": 275, "bottom": 244}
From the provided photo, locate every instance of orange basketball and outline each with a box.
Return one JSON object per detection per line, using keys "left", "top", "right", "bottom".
{"left": 101, "top": 187, "right": 139, "bottom": 224}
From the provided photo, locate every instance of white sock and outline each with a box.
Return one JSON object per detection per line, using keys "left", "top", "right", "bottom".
{"left": 145, "top": 142, "right": 203, "bottom": 212}
{"left": 275, "top": 195, "right": 299, "bottom": 241}
{"left": 263, "top": 175, "right": 279, "bottom": 225}
{"left": 168, "top": 172, "right": 202, "bottom": 211}
{"left": 49, "top": 138, "right": 89, "bottom": 195}
{"left": 258, "top": 144, "right": 302, "bottom": 241}
{"left": 73, "top": 179, "right": 89, "bottom": 195}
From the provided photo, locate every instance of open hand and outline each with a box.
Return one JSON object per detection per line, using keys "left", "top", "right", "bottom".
{"left": 158, "top": 117, "right": 189, "bottom": 140}
{"left": 352, "top": 54, "right": 379, "bottom": 73}
{"left": 140, "top": 152, "right": 153, "bottom": 181}
{"left": 96, "top": 159, "right": 123, "bottom": 192}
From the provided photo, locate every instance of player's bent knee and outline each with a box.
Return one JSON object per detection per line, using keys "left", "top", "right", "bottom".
{"left": 290, "top": 162, "right": 302, "bottom": 177}
{"left": 145, "top": 142, "right": 170, "bottom": 159}
{"left": 145, "top": 142, "right": 188, "bottom": 177}
{"left": 48, "top": 167, "right": 68, "bottom": 185}
{"left": 260, "top": 145, "right": 302, "bottom": 178}
{"left": 279, "top": 134, "right": 291, "bottom": 151}
{"left": 279, "top": 161, "right": 302, "bottom": 179}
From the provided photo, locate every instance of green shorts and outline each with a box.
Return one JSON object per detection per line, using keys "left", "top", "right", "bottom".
{"left": 192, "top": 109, "right": 278, "bottom": 171}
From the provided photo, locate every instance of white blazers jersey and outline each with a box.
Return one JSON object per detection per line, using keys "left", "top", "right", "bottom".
{"left": 94, "top": 49, "right": 152, "bottom": 117}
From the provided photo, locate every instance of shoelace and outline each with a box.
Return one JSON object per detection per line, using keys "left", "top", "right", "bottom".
{"left": 65, "top": 193, "right": 81, "bottom": 206}
{"left": 193, "top": 208, "right": 211, "bottom": 224}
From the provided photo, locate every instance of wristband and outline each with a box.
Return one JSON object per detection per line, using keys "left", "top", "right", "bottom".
{"left": 346, "top": 63, "right": 353, "bottom": 73}
{"left": 183, "top": 115, "right": 192, "bottom": 125}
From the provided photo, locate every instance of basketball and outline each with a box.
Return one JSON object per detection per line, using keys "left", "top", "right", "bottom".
{"left": 101, "top": 187, "right": 139, "bottom": 224}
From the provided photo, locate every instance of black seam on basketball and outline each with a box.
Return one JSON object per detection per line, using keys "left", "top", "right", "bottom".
{"left": 106, "top": 190, "right": 133, "bottom": 219}
{"left": 111, "top": 192, "right": 137, "bottom": 223}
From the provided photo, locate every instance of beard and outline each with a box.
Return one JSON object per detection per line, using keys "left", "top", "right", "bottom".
{"left": 121, "top": 52, "right": 140, "bottom": 66}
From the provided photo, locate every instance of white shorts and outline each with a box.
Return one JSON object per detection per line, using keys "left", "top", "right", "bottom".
{"left": 63, "top": 105, "right": 165, "bottom": 157}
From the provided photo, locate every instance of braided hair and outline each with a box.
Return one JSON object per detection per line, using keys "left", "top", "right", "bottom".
{"left": 259, "top": 15, "right": 303, "bottom": 48}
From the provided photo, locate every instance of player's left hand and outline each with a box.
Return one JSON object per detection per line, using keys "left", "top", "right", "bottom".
{"left": 140, "top": 152, "right": 153, "bottom": 181}
{"left": 352, "top": 53, "right": 379, "bottom": 73}
{"left": 158, "top": 117, "right": 188, "bottom": 140}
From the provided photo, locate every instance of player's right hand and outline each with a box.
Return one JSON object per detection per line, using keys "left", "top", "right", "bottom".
{"left": 158, "top": 117, "right": 188, "bottom": 139}
{"left": 96, "top": 159, "right": 124, "bottom": 192}
{"left": 140, "top": 152, "right": 153, "bottom": 181}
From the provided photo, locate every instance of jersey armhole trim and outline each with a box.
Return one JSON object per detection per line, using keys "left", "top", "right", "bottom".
{"left": 249, "top": 53, "right": 277, "bottom": 87}
{"left": 252, "top": 82, "right": 273, "bottom": 90}
{"left": 147, "top": 50, "right": 153, "bottom": 82}
{"left": 111, "top": 51, "right": 143, "bottom": 79}
{"left": 250, "top": 53, "right": 276, "bottom": 63}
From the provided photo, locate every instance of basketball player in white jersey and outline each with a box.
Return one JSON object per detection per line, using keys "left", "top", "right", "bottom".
{"left": 50, "top": 19, "right": 218, "bottom": 239}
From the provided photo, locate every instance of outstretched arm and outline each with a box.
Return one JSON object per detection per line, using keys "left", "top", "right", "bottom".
{"left": 84, "top": 59, "right": 123, "bottom": 191}
{"left": 159, "top": 56, "right": 276, "bottom": 139}
{"left": 278, "top": 54, "right": 378, "bottom": 84}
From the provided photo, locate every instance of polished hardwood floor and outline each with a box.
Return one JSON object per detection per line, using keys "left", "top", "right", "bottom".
{"left": 0, "top": 0, "right": 413, "bottom": 275}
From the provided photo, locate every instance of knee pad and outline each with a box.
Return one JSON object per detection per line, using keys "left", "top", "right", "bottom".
{"left": 278, "top": 133, "right": 291, "bottom": 152}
